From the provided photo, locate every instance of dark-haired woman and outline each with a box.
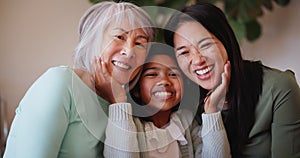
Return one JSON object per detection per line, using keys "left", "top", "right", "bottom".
{"left": 164, "top": 2, "right": 300, "bottom": 157}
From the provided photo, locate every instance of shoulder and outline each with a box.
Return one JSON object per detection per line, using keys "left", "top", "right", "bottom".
{"left": 44, "top": 66, "right": 73, "bottom": 78}
{"left": 262, "top": 66, "right": 300, "bottom": 110}
{"left": 263, "top": 66, "right": 299, "bottom": 91}
{"left": 42, "top": 66, "right": 78, "bottom": 84}
{"left": 29, "top": 66, "right": 74, "bottom": 93}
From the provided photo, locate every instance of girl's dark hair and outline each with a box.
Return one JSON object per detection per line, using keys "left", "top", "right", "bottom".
{"left": 164, "top": 2, "right": 263, "bottom": 156}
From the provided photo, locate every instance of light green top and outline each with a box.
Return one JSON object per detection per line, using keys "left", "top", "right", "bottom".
{"left": 4, "top": 66, "right": 110, "bottom": 158}
{"left": 241, "top": 67, "right": 300, "bottom": 157}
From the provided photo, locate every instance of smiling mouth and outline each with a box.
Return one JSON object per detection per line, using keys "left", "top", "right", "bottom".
{"left": 195, "top": 65, "right": 213, "bottom": 76}
{"left": 112, "top": 61, "right": 131, "bottom": 70}
{"left": 153, "top": 91, "right": 173, "bottom": 97}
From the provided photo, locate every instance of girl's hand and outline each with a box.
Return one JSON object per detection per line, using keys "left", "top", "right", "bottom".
{"left": 204, "top": 61, "right": 231, "bottom": 114}
{"left": 92, "top": 57, "right": 126, "bottom": 103}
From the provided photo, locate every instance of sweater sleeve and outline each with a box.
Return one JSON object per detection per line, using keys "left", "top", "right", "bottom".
{"left": 201, "top": 111, "right": 231, "bottom": 158}
{"left": 104, "top": 103, "right": 140, "bottom": 158}
{"left": 3, "top": 67, "right": 71, "bottom": 158}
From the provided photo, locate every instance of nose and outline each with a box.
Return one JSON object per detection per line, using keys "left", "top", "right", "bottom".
{"left": 156, "top": 75, "right": 171, "bottom": 87}
{"left": 120, "top": 41, "right": 135, "bottom": 58}
{"left": 190, "top": 46, "right": 205, "bottom": 65}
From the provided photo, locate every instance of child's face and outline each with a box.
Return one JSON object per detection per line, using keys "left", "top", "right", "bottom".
{"left": 139, "top": 54, "right": 183, "bottom": 111}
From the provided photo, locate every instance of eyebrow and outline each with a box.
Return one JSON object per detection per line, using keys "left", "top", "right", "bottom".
{"left": 175, "top": 37, "right": 214, "bottom": 51}
{"left": 197, "top": 37, "right": 214, "bottom": 46}
{"left": 143, "top": 66, "right": 180, "bottom": 72}
{"left": 113, "top": 28, "right": 148, "bottom": 41}
{"left": 136, "top": 35, "right": 148, "bottom": 41}
{"left": 113, "top": 28, "right": 128, "bottom": 34}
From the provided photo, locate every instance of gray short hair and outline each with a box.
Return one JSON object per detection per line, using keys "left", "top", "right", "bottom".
{"left": 73, "top": 1, "right": 155, "bottom": 73}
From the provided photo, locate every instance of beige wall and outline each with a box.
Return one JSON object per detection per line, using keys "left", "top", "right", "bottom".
{"left": 0, "top": 0, "right": 91, "bottom": 129}
{"left": 0, "top": 0, "right": 299, "bottom": 132}
{"left": 241, "top": 0, "right": 300, "bottom": 82}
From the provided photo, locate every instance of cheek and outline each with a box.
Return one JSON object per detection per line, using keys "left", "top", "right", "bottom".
{"left": 139, "top": 83, "right": 152, "bottom": 103}
{"left": 177, "top": 58, "right": 190, "bottom": 76}
{"left": 177, "top": 80, "right": 184, "bottom": 96}
{"left": 217, "top": 45, "right": 228, "bottom": 63}
{"left": 101, "top": 46, "right": 114, "bottom": 62}
{"left": 136, "top": 53, "right": 147, "bottom": 65}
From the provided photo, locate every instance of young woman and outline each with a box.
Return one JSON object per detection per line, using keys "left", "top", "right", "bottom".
{"left": 103, "top": 43, "right": 230, "bottom": 158}
{"left": 4, "top": 2, "right": 155, "bottom": 158}
{"left": 164, "top": 2, "right": 300, "bottom": 157}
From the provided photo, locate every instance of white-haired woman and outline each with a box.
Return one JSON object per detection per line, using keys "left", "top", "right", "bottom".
{"left": 3, "top": 1, "right": 155, "bottom": 158}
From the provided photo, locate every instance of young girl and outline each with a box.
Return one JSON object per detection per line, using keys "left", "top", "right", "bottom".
{"left": 104, "top": 43, "right": 231, "bottom": 158}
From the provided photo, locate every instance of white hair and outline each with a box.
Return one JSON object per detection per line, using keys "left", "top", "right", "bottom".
{"left": 72, "top": 1, "right": 155, "bottom": 73}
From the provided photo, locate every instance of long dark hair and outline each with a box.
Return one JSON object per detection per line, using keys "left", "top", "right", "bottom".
{"left": 164, "top": 2, "right": 263, "bottom": 156}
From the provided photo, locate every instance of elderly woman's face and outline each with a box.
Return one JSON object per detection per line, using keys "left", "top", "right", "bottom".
{"left": 101, "top": 23, "right": 149, "bottom": 85}
{"left": 173, "top": 21, "right": 228, "bottom": 90}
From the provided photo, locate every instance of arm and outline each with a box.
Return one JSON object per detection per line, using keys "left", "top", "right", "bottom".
{"left": 200, "top": 112, "right": 231, "bottom": 158}
{"left": 4, "top": 67, "right": 70, "bottom": 158}
{"left": 271, "top": 70, "right": 300, "bottom": 157}
{"left": 104, "top": 103, "right": 140, "bottom": 158}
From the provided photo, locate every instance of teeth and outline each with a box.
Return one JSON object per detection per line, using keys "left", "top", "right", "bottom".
{"left": 196, "top": 66, "right": 212, "bottom": 75}
{"left": 154, "top": 92, "right": 172, "bottom": 97}
{"left": 113, "top": 61, "right": 130, "bottom": 70}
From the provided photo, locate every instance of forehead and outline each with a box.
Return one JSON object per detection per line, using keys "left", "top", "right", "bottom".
{"left": 174, "top": 22, "right": 212, "bottom": 42}
{"left": 146, "top": 54, "right": 177, "bottom": 68}
{"left": 107, "top": 21, "right": 147, "bottom": 35}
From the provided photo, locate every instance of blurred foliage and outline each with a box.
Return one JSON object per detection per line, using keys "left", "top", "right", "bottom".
{"left": 89, "top": 0, "right": 290, "bottom": 42}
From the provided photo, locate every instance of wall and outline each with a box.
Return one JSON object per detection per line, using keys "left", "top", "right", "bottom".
{"left": 241, "top": 0, "right": 300, "bottom": 82}
{"left": 0, "top": 0, "right": 299, "bottom": 133}
{"left": 0, "top": 0, "right": 91, "bottom": 130}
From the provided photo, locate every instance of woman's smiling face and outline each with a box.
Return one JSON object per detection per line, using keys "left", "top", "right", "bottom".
{"left": 101, "top": 23, "right": 149, "bottom": 85}
{"left": 173, "top": 21, "right": 228, "bottom": 90}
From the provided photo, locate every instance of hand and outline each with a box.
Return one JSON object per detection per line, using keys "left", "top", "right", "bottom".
{"left": 92, "top": 57, "right": 126, "bottom": 103}
{"left": 204, "top": 61, "right": 231, "bottom": 114}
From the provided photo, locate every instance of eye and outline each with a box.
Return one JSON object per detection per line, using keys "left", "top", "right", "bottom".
{"left": 169, "top": 71, "right": 181, "bottom": 77}
{"left": 142, "top": 69, "right": 157, "bottom": 77}
{"left": 199, "top": 42, "right": 215, "bottom": 50}
{"left": 144, "top": 72, "right": 157, "bottom": 77}
{"left": 177, "top": 51, "right": 189, "bottom": 57}
{"left": 135, "top": 38, "right": 148, "bottom": 49}
{"left": 135, "top": 42, "right": 146, "bottom": 48}
{"left": 114, "top": 34, "right": 125, "bottom": 40}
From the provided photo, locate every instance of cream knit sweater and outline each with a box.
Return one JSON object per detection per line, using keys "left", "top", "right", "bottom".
{"left": 104, "top": 103, "right": 231, "bottom": 158}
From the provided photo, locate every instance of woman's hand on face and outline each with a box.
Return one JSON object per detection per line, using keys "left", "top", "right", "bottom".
{"left": 204, "top": 61, "right": 231, "bottom": 114}
{"left": 93, "top": 57, "right": 126, "bottom": 103}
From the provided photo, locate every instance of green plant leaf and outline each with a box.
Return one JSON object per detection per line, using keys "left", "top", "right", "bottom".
{"left": 262, "top": 0, "right": 273, "bottom": 11}
{"left": 228, "top": 18, "right": 246, "bottom": 42}
{"left": 159, "top": 0, "right": 189, "bottom": 10}
{"left": 87, "top": 0, "right": 290, "bottom": 42}
{"left": 244, "top": 0, "right": 263, "bottom": 18}
{"left": 273, "top": 0, "right": 290, "bottom": 6}
{"left": 245, "top": 19, "right": 261, "bottom": 41}
{"left": 131, "top": 0, "right": 156, "bottom": 6}
{"left": 89, "top": 0, "right": 102, "bottom": 4}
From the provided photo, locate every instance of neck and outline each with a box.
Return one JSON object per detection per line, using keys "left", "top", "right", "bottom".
{"left": 151, "top": 110, "right": 173, "bottom": 128}
{"left": 73, "top": 68, "right": 95, "bottom": 90}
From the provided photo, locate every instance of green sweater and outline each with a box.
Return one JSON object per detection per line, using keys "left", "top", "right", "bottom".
{"left": 4, "top": 66, "right": 110, "bottom": 158}
{"left": 239, "top": 67, "right": 300, "bottom": 157}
